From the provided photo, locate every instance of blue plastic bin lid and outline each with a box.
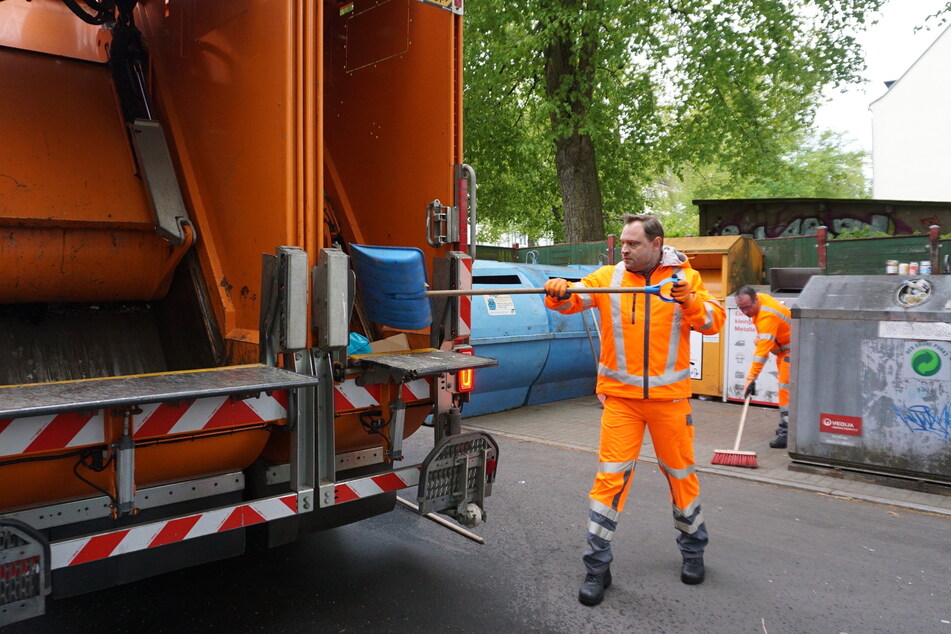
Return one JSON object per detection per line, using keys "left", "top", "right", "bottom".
{"left": 349, "top": 244, "right": 432, "bottom": 330}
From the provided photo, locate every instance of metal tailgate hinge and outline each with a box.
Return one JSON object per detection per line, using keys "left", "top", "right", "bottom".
{"left": 426, "top": 199, "right": 459, "bottom": 247}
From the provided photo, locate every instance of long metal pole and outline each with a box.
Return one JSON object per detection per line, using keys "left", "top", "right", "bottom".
{"left": 396, "top": 497, "right": 485, "bottom": 544}
{"left": 424, "top": 286, "right": 664, "bottom": 297}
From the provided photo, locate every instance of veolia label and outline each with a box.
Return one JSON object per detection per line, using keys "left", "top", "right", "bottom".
{"left": 819, "top": 413, "right": 863, "bottom": 436}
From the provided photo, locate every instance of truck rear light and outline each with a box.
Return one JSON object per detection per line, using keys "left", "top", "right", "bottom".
{"left": 457, "top": 347, "right": 474, "bottom": 393}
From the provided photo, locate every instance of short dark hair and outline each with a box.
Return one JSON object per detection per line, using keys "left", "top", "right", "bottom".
{"left": 623, "top": 214, "right": 665, "bottom": 242}
{"left": 735, "top": 285, "right": 758, "bottom": 302}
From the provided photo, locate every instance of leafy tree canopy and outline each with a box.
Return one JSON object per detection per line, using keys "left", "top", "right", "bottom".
{"left": 464, "top": 0, "right": 888, "bottom": 243}
{"left": 642, "top": 130, "right": 870, "bottom": 237}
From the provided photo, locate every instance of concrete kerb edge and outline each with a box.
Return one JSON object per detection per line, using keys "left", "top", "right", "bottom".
{"left": 467, "top": 426, "right": 951, "bottom": 519}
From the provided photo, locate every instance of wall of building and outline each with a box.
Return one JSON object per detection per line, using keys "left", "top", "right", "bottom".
{"left": 871, "top": 26, "right": 951, "bottom": 201}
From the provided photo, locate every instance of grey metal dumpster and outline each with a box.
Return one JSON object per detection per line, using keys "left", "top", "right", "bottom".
{"left": 790, "top": 275, "right": 951, "bottom": 483}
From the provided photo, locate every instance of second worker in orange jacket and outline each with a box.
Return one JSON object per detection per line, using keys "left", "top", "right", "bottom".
{"left": 544, "top": 214, "right": 725, "bottom": 607}
{"left": 735, "top": 286, "right": 792, "bottom": 449}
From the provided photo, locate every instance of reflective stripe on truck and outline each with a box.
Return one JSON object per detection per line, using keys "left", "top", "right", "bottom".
{"left": 1, "top": 378, "right": 433, "bottom": 459}
{"left": 0, "top": 391, "right": 289, "bottom": 459}
{"left": 50, "top": 493, "right": 300, "bottom": 569}
{"left": 48, "top": 465, "right": 426, "bottom": 568}
{"left": 330, "top": 465, "right": 421, "bottom": 506}
{"left": 333, "top": 378, "right": 430, "bottom": 411}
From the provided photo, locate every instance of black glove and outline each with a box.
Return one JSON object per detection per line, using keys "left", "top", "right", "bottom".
{"left": 670, "top": 280, "right": 696, "bottom": 309}
{"left": 744, "top": 380, "right": 757, "bottom": 398}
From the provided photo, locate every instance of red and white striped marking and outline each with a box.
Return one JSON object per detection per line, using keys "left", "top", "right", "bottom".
{"left": 1, "top": 379, "right": 435, "bottom": 457}
{"left": 50, "top": 494, "right": 299, "bottom": 569}
{"left": 133, "top": 391, "right": 288, "bottom": 439}
{"left": 0, "top": 391, "right": 289, "bottom": 459}
{"left": 333, "top": 378, "right": 430, "bottom": 412}
{"left": 457, "top": 256, "right": 473, "bottom": 337}
{"left": 0, "top": 411, "right": 105, "bottom": 458}
{"left": 332, "top": 466, "right": 420, "bottom": 505}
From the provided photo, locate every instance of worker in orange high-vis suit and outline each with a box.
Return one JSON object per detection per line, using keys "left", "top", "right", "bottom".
{"left": 544, "top": 214, "right": 725, "bottom": 607}
{"left": 734, "top": 285, "right": 792, "bottom": 449}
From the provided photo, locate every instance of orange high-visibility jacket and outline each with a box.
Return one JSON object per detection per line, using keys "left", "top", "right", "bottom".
{"left": 546, "top": 246, "right": 724, "bottom": 400}
{"left": 745, "top": 292, "right": 791, "bottom": 384}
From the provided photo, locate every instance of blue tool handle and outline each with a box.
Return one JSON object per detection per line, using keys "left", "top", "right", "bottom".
{"left": 645, "top": 277, "right": 679, "bottom": 303}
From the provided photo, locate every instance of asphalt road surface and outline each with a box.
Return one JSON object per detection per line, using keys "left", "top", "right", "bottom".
{"left": 9, "top": 429, "right": 951, "bottom": 633}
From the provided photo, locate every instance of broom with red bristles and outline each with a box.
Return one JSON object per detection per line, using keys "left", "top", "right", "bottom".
{"left": 711, "top": 394, "right": 758, "bottom": 468}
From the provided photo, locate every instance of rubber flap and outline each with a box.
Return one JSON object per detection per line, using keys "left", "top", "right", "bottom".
{"left": 349, "top": 244, "right": 432, "bottom": 330}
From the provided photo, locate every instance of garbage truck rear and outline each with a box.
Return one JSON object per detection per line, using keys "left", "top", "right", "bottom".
{"left": 0, "top": 0, "right": 496, "bottom": 625}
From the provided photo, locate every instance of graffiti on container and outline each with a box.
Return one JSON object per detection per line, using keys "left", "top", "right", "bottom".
{"left": 711, "top": 212, "right": 916, "bottom": 239}
{"left": 893, "top": 402, "right": 951, "bottom": 440}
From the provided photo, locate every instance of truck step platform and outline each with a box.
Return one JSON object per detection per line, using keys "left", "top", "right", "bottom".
{"left": 0, "top": 364, "right": 320, "bottom": 420}
{"left": 354, "top": 349, "right": 497, "bottom": 385}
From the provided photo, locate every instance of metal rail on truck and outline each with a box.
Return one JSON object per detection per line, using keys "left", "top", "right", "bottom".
{"left": 0, "top": 364, "right": 318, "bottom": 421}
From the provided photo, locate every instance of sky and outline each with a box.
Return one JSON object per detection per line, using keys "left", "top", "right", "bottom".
{"left": 813, "top": 0, "right": 949, "bottom": 155}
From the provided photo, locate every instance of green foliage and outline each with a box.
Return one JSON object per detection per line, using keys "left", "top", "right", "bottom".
{"left": 643, "top": 130, "right": 871, "bottom": 236}
{"left": 924, "top": 2, "right": 951, "bottom": 27}
{"left": 645, "top": 131, "right": 871, "bottom": 236}
{"left": 830, "top": 226, "right": 891, "bottom": 239}
{"left": 714, "top": 130, "right": 870, "bottom": 199}
{"left": 464, "top": 0, "right": 888, "bottom": 242}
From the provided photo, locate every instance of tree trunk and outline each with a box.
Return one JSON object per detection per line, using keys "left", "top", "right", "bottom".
{"left": 554, "top": 133, "right": 604, "bottom": 242}
{"left": 544, "top": 6, "right": 605, "bottom": 243}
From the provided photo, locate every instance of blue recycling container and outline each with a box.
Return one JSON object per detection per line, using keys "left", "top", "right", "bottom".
{"left": 462, "top": 261, "right": 549, "bottom": 417}
{"left": 463, "top": 261, "right": 602, "bottom": 418}
{"left": 519, "top": 264, "right": 601, "bottom": 407}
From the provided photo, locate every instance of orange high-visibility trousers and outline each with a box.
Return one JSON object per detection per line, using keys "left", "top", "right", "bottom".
{"left": 583, "top": 396, "right": 708, "bottom": 574}
{"left": 777, "top": 353, "right": 790, "bottom": 408}
{"left": 777, "top": 352, "right": 790, "bottom": 436}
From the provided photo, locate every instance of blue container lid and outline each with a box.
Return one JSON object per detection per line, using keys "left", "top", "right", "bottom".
{"left": 349, "top": 244, "right": 432, "bottom": 330}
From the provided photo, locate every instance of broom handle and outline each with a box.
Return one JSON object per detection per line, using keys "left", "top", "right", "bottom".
{"left": 732, "top": 394, "right": 752, "bottom": 451}
{"left": 425, "top": 287, "right": 657, "bottom": 297}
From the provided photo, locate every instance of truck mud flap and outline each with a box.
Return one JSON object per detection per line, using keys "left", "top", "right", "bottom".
{"left": 417, "top": 432, "right": 498, "bottom": 526}
{"left": 0, "top": 519, "right": 51, "bottom": 627}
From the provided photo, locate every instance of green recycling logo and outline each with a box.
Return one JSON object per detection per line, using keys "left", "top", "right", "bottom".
{"left": 910, "top": 348, "right": 941, "bottom": 377}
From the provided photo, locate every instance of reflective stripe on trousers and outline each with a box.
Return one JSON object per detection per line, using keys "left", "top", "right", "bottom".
{"left": 777, "top": 353, "right": 790, "bottom": 436}
{"left": 583, "top": 396, "right": 708, "bottom": 573}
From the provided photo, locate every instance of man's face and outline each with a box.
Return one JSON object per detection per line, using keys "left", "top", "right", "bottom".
{"left": 620, "top": 221, "right": 662, "bottom": 274}
{"left": 736, "top": 293, "right": 759, "bottom": 318}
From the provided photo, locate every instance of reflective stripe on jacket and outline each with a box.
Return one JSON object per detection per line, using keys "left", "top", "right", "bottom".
{"left": 545, "top": 246, "right": 724, "bottom": 400}
{"left": 746, "top": 292, "right": 792, "bottom": 383}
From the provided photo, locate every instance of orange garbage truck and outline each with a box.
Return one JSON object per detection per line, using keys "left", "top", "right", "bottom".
{"left": 0, "top": 0, "right": 498, "bottom": 625}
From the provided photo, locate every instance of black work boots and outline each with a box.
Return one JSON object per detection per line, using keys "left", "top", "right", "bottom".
{"left": 681, "top": 557, "right": 705, "bottom": 584}
{"left": 769, "top": 435, "right": 788, "bottom": 449}
{"left": 581, "top": 558, "right": 704, "bottom": 605}
{"left": 578, "top": 569, "right": 612, "bottom": 606}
